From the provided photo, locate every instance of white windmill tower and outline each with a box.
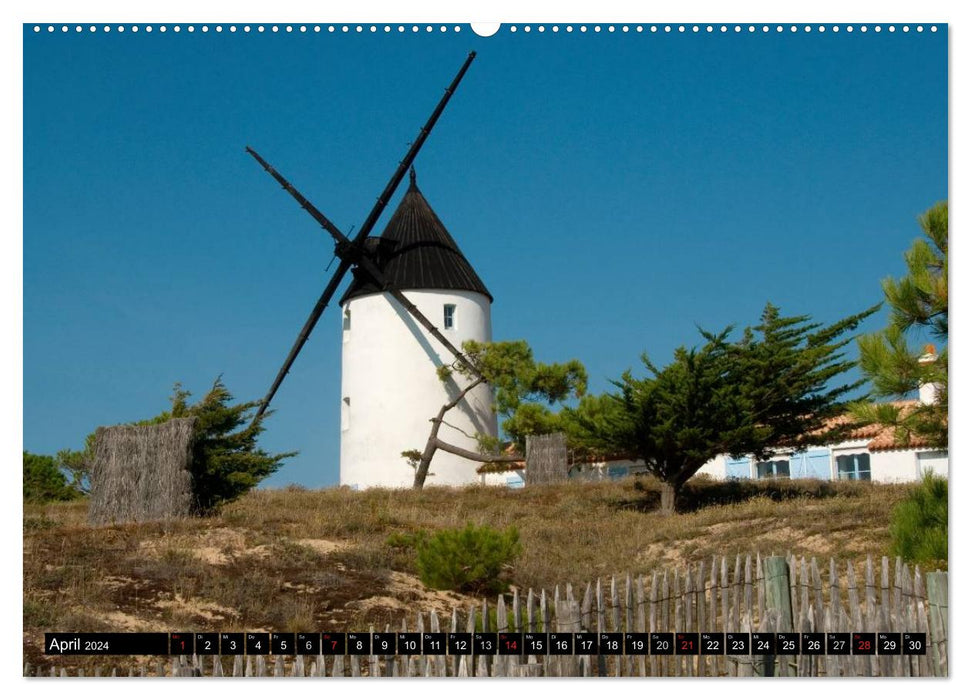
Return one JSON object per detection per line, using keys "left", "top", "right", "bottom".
{"left": 245, "top": 53, "right": 496, "bottom": 489}
{"left": 338, "top": 169, "right": 497, "bottom": 488}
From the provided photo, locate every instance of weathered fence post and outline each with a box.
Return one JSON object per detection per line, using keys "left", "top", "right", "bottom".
{"left": 41, "top": 554, "right": 940, "bottom": 678}
{"left": 758, "top": 556, "right": 794, "bottom": 677}
{"left": 88, "top": 418, "right": 197, "bottom": 525}
{"left": 596, "top": 578, "right": 607, "bottom": 677}
{"left": 525, "top": 433, "right": 569, "bottom": 485}
{"left": 925, "top": 571, "right": 948, "bottom": 676}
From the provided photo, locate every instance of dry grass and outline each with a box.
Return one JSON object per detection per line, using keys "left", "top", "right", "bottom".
{"left": 23, "top": 476, "right": 913, "bottom": 673}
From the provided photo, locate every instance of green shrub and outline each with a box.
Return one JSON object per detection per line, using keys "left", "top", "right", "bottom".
{"left": 889, "top": 473, "right": 947, "bottom": 568}
{"left": 163, "top": 379, "right": 296, "bottom": 513}
{"left": 415, "top": 523, "right": 521, "bottom": 595}
{"left": 385, "top": 531, "right": 428, "bottom": 550}
{"left": 23, "top": 451, "right": 81, "bottom": 503}
{"left": 55, "top": 378, "right": 295, "bottom": 515}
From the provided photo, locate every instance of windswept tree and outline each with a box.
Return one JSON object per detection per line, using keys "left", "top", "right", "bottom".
{"left": 411, "top": 340, "right": 586, "bottom": 489}
{"left": 852, "top": 201, "right": 948, "bottom": 449}
{"left": 559, "top": 392, "right": 633, "bottom": 459}
{"left": 55, "top": 378, "right": 294, "bottom": 514}
{"left": 147, "top": 378, "right": 296, "bottom": 513}
{"left": 569, "top": 303, "right": 878, "bottom": 513}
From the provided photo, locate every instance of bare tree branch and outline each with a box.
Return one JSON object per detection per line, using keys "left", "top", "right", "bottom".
{"left": 413, "top": 375, "right": 488, "bottom": 489}
{"left": 433, "top": 438, "right": 521, "bottom": 463}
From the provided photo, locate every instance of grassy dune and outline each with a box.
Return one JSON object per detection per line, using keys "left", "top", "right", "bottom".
{"left": 23, "top": 476, "right": 912, "bottom": 671}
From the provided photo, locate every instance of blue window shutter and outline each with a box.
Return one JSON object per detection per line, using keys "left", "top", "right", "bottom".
{"left": 607, "top": 465, "right": 629, "bottom": 480}
{"left": 805, "top": 449, "right": 831, "bottom": 479}
{"left": 725, "top": 456, "right": 751, "bottom": 479}
{"left": 790, "top": 452, "right": 806, "bottom": 477}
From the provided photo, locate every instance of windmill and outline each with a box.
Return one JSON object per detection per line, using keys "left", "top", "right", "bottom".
{"left": 246, "top": 52, "right": 497, "bottom": 489}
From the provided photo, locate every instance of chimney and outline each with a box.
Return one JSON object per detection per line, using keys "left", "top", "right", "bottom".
{"left": 917, "top": 344, "right": 940, "bottom": 405}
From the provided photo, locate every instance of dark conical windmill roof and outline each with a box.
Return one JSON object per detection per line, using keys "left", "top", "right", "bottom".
{"left": 339, "top": 171, "right": 492, "bottom": 305}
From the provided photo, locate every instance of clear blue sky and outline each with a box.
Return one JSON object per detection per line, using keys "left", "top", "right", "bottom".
{"left": 23, "top": 24, "right": 947, "bottom": 488}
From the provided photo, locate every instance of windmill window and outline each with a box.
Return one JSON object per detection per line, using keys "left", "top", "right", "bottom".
{"left": 341, "top": 397, "right": 351, "bottom": 431}
{"left": 343, "top": 308, "right": 351, "bottom": 332}
{"left": 443, "top": 304, "right": 456, "bottom": 330}
{"left": 836, "top": 453, "right": 871, "bottom": 481}
{"left": 756, "top": 459, "right": 790, "bottom": 480}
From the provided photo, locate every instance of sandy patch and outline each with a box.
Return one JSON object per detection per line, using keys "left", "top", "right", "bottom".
{"left": 797, "top": 534, "right": 834, "bottom": 555}
{"left": 758, "top": 526, "right": 837, "bottom": 556}
{"left": 136, "top": 528, "right": 274, "bottom": 565}
{"left": 154, "top": 594, "right": 238, "bottom": 622}
{"left": 705, "top": 522, "right": 741, "bottom": 537}
{"left": 101, "top": 575, "right": 141, "bottom": 591}
{"left": 385, "top": 572, "right": 479, "bottom": 613}
{"left": 137, "top": 527, "right": 242, "bottom": 558}
{"left": 192, "top": 546, "right": 230, "bottom": 566}
{"left": 101, "top": 610, "right": 157, "bottom": 632}
{"left": 242, "top": 544, "right": 273, "bottom": 559}
{"left": 764, "top": 526, "right": 803, "bottom": 542}
{"left": 348, "top": 595, "right": 410, "bottom": 613}
{"left": 335, "top": 573, "right": 480, "bottom": 623}
{"left": 296, "top": 539, "right": 348, "bottom": 555}
{"left": 843, "top": 537, "right": 883, "bottom": 554}
{"left": 636, "top": 541, "right": 694, "bottom": 569}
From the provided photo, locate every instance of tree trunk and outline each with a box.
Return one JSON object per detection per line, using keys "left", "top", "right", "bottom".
{"left": 413, "top": 436, "right": 439, "bottom": 490}
{"left": 411, "top": 375, "right": 526, "bottom": 490}
{"left": 414, "top": 436, "right": 521, "bottom": 489}
{"left": 659, "top": 481, "right": 679, "bottom": 515}
{"left": 413, "top": 376, "right": 486, "bottom": 490}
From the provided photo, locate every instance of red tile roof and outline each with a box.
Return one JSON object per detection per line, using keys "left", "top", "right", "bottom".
{"left": 818, "top": 400, "right": 939, "bottom": 452}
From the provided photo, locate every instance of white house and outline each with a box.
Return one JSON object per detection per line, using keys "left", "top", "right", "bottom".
{"left": 692, "top": 349, "right": 948, "bottom": 483}
{"left": 339, "top": 171, "right": 498, "bottom": 489}
{"left": 478, "top": 462, "right": 527, "bottom": 489}
{"left": 477, "top": 399, "right": 947, "bottom": 487}
{"left": 694, "top": 400, "right": 948, "bottom": 483}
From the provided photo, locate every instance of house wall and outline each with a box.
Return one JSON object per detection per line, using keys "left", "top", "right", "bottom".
{"left": 697, "top": 456, "right": 726, "bottom": 479}
{"left": 867, "top": 449, "right": 948, "bottom": 483}
{"left": 488, "top": 444, "right": 948, "bottom": 488}
{"left": 868, "top": 450, "right": 922, "bottom": 483}
{"left": 569, "top": 459, "right": 646, "bottom": 481}
{"left": 917, "top": 450, "right": 949, "bottom": 478}
{"left": 696, "top": 440, "right": 948, "bottom": 484}
{"left": 480, "top": 469, "right": 525, "bottom": 488}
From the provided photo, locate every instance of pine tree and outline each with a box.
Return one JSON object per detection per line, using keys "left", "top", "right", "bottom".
{"left": 852, "top": 202, "right": 948, "bottom": 448}
{"left": 889, "top": 474, "right": 947, "bottom": 568}
{"left": 570, "top": 303, "right": 877, "bottom": 513}
{"left": 605, "top": 330, "right": 745, "bottom": 513}
{"left": 415, "top": 523, "right": 521, "bottom": 594}
{"left": 158, "top": 378, "right": 296, "bottom": 513}
{"left": 55, "top": 378, "right": 294, "bottom": 514}
{"left": 23, "top": 451, "right": 82, "bottom": 503}
{"left": 732, "top": 303, "right": 881, "bottom": 451}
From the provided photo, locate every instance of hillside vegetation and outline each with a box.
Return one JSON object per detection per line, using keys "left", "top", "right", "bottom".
{"left": 24, "top": 477, "right": 913, "bottom": 670}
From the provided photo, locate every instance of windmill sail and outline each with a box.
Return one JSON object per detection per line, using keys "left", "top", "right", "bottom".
{"left": 249, "top": 52, "right": 478, "bottom": 421}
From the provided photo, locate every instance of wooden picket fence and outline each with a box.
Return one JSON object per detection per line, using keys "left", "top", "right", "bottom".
{"left": 26, "top": 553, "right": 947, "bottom": 678}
